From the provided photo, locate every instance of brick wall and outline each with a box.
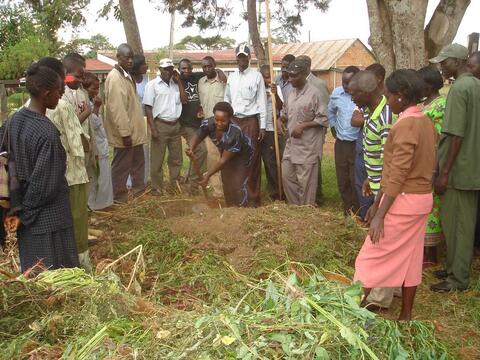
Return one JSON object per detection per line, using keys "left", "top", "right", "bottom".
{"left": 314, "top": 40, "right": 377, "bottom": 93}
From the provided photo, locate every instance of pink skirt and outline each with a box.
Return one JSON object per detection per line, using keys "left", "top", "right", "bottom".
{"left": 354, "top": 193, "right": 433, "bottom": 288}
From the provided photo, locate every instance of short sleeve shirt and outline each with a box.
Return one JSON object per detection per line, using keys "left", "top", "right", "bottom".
{"left": 179, "top": 72, "right": 204, "bottom": 128}
{"left": 198, "top": 117, "right": 253, "bottom": 166}
{"left": 438, "top": 73, "right": 480, "bottom": 190}
{"left": 362, "top": 96, "right": 394, "bottom": 194}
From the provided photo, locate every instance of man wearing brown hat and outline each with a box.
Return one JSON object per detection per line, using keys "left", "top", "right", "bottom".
{"left": 280, "top": 60, "right": 328, "bottom": 205}
{"left": 429, "top": 44, "right": 480, "bottom": 292}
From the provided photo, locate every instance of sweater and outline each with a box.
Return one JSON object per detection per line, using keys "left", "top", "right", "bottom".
{"left": 380, "top": 105, "right": 437, "bottom": 198}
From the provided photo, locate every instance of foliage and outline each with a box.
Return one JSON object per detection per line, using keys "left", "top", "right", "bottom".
{"left": 0, "top": 259, "right": 450, "bottom": 359}
{"left": 154, "top": 0, "right": 330, "bottom": 42}
{"left": 0, "top": 4, "right": 37, "bottom": 51}
{"left": 62, "top": 34, "right": 115, "bottom": 59}
{"left": 23, "top": 0, "right": 90, "bottom": 49}
{"left": 176, "top": 35, "right": 235, "bottom": 50}
{"left": 0, "top": 36, "right": 51, "bottom": 80}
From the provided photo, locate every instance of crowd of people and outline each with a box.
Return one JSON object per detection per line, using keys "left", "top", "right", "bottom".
{"left": 1, "top": 40, "right": 480, "bottom": 321}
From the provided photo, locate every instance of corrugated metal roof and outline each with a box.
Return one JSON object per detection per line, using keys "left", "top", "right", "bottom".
{"left": 99, "top": 39, "right": 371, "bottom": 71}
{"left": 86, "top": 59, "right": 114, "bottom": 72}
{"left": 273, "top": 39, "right": 360, "bottom": 71}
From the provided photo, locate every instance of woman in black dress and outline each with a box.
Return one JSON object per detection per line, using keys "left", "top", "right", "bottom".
{"left": 186, "top": 102, "right": 253, "bottom": 207}
{"left": 1, "top": 62, "right": 79, "bottom": 272}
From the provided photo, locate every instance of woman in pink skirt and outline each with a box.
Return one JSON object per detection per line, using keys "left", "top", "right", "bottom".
{"left": 354, "top": 69, "right": 437, "bottom": 320}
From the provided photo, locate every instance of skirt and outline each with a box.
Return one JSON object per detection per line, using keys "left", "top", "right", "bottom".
{"left": 17, "top": 225, "right": 79, "bottom": 273}
{"left": 354, "top": 193, "right": 433, "bottom": 288}
{"left": 424, "top": 195, "right": 443, "bottom": 247}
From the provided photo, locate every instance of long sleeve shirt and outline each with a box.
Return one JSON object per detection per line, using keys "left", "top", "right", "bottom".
{"left": 327, "top": 86, "right": 359, "bottom": 141}
{"left": 281, "top": 82, "right": 328, "bottom": 164}
{"left": 224, "top": 67, "right": 267, "bottom": 129}
{"left": 381, "top": 106, "right": 437, "bottom": 198}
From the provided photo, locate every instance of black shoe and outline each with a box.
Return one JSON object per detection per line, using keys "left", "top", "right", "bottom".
{"left": 433, "top": 269, "right": 448, "bottom": 279}
{"left": 430, "top": 280, "right": 455, "bottom": 293}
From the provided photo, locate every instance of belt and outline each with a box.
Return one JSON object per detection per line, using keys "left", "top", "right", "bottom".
{"left": 155, "top": 117, "right": 178, "bottom": 125}
{"left": 234, "top": 115, "right": 258, "bottom": 121}
{"left": 336, "top": 138, "right": 356, "bottom": 143}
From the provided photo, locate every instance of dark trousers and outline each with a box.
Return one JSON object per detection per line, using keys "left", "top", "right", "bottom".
{"left": 221, "top": 157, "right": 251, "bottom": 207}
{"left": 233, "top": 116, "right": 261, "bottom": 206}
{"left": 354, "top": 151, "right": 374, "bottom": 220}
{"left": 475, "top": 200, "right": 480, "bottom": 248}
{"left": 335, "top": 139, "right": 359, "bottom": 215}
{"left": 112, "top": 145, "right": 145, "bottom": 202}
{"left": 261, "top": 131, "right": 284, "bottom": 200}
{"left": 442, "top": 189, "right": 479, "bottom": 289}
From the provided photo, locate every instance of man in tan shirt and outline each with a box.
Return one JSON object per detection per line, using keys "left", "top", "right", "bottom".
{"left": 104, "top": 44, "right": 148, "bottom": 203}
{"left": 280, "top": 60, "right": 328, "bottom": 205}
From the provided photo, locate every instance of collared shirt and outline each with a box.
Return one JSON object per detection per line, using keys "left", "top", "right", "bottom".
{"left": 198, "top": 75, "right": 226, "bottom": 119}
{"left": 439, "top": 72, "right": 480, "bottom": 190}
{"left": 224, "top": 67, "right": 267, "bottom": 129}
{"left": 281, "top": 82, "right": 328, "bottom": 164}
{"left": 275, "top": 74, "right": 294, "bottom": 101}
{"left": 143, "top": 76, "right": 182, "bottom": 121}
{"left": 265, "top": 84, "right": 284, "bottom": 132}
{"left": 47, "top": 99, "right": 89, "bottom": 186}
{"left": 362, "top": 96, "right": 394, "bottom": 194}
{"left": 327, "top": 86, "right": 359, "bottom": 141}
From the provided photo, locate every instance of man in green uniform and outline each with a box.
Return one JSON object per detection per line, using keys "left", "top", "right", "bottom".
{"left": 430, "top": 44, "right": 480, "bottom": 292}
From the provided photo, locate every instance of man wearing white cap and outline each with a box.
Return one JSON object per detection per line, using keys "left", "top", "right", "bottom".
{"left": 143, "top": 58, "right": 187, "bottom": 194}
{"left": 224, "top": 44, "right": 267, "bottom": 206}
{"left": 429, "top": 44, "right": 480, "bottom": 292}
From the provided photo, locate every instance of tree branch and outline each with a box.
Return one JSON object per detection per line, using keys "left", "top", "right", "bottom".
{"left": 424, "top": 0, "right": 471, "bottom": 59}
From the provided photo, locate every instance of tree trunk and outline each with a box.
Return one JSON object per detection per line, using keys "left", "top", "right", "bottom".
{"left": 384, "top": 0, "right": 428, "bottom": 69}
{"left": 247, "top": 0, "right": 267, "bottom": 67}
{"left": 118, "top": 0, "right": 144, "bottom": 55}
{"left": 366, "top": 0, "right": 396, "bottom": 74}
{"left": 367, "top": 0, "right": 471, "bottom": 73}
{"left": 0, "top": 84, "right": 8, "bottom": 124}
{"left": 424, "top": 0, "right": 471, "bottom": 59}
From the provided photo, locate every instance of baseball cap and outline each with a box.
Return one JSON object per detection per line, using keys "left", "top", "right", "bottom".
{"left": 235, "top": 44, "right": 251, "bottom": 57}
{"left": 430, "top": 43, "right": 468, "bottom": 63}
{"left": 286, "top": 59, "right": 308, "bottom": 74}
{"left": 159, "top": 58, "right": 174, "bottom": 68}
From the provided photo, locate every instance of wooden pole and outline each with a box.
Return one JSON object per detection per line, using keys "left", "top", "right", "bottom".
{"left": 264, "top": 0, "right": 283, "bottom": 200}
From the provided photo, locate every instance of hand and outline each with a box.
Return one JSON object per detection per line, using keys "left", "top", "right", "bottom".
{"left": 291, "top": 124, "right": 305, "bottom": 139}
{"left": 365, "top": 203, "right": 378, "bottom": 225}
{"left": 151, "top": 128, "right": 160, "bottom": 141}
{"left": 122, "top": 136, "right": 133, "bottom": 147}
{"left": 270, "top": 83, "right": 277, "bottom": 95}
{"left": 434, "top": 172, "right": 448, "bottom": 195}
{"left": 81, "top": 101, "right": 92, "bottom": 117}
{"left": 185, "top": 147, "right": 194, "bottom": 158}
{"left": 4, "top": 216, "right": 20, "bottom": 232}
{"left": 93, "top": 95, "right": 102, "bottom": 108}
{"left": 258, "top": 129, "right": 266, "bottom": 142}
{"left": 198, "top": 174, "right": 209, "bottom": 188}
{"left": 197, "top": 107, "right": 204, "bottom": 120}
{"left": 351, "top": 109, "right": 364, "bottom": 127}
{"left": 368, "top": 214, "right": 384, "bottom": 244}
{"left": 362, "top": 179, "right": 373, "bottom": 197}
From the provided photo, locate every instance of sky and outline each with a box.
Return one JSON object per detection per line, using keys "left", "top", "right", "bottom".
{"left": 69, "top": 0, "right": 480, "bottom": 51}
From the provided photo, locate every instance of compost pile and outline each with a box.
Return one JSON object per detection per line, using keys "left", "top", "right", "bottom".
{"left": 0, "top": 262, "right": 448, "bottom": 359}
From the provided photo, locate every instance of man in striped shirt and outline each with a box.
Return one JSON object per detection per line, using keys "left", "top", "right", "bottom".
{"left": 348, "top": 70, "right": 396, "bottom": 311}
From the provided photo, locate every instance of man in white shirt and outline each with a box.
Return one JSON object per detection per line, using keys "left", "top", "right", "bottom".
{"left": 224, "top": 44, "right": 267, "bottom": 206}
{"left": 143, "top": 58, "right": 187, "bottom": 194}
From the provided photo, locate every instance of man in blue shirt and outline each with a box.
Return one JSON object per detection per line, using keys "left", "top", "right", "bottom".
{"left": 328, "top": 66, "right": 360, "bottom": 215}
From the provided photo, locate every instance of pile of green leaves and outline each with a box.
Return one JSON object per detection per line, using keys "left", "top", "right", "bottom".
{"left": 154, "top": 262, "right": 449, "bottom": 359}
{"left": 0, "top": 260, "right": 450, "bottom": 359}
